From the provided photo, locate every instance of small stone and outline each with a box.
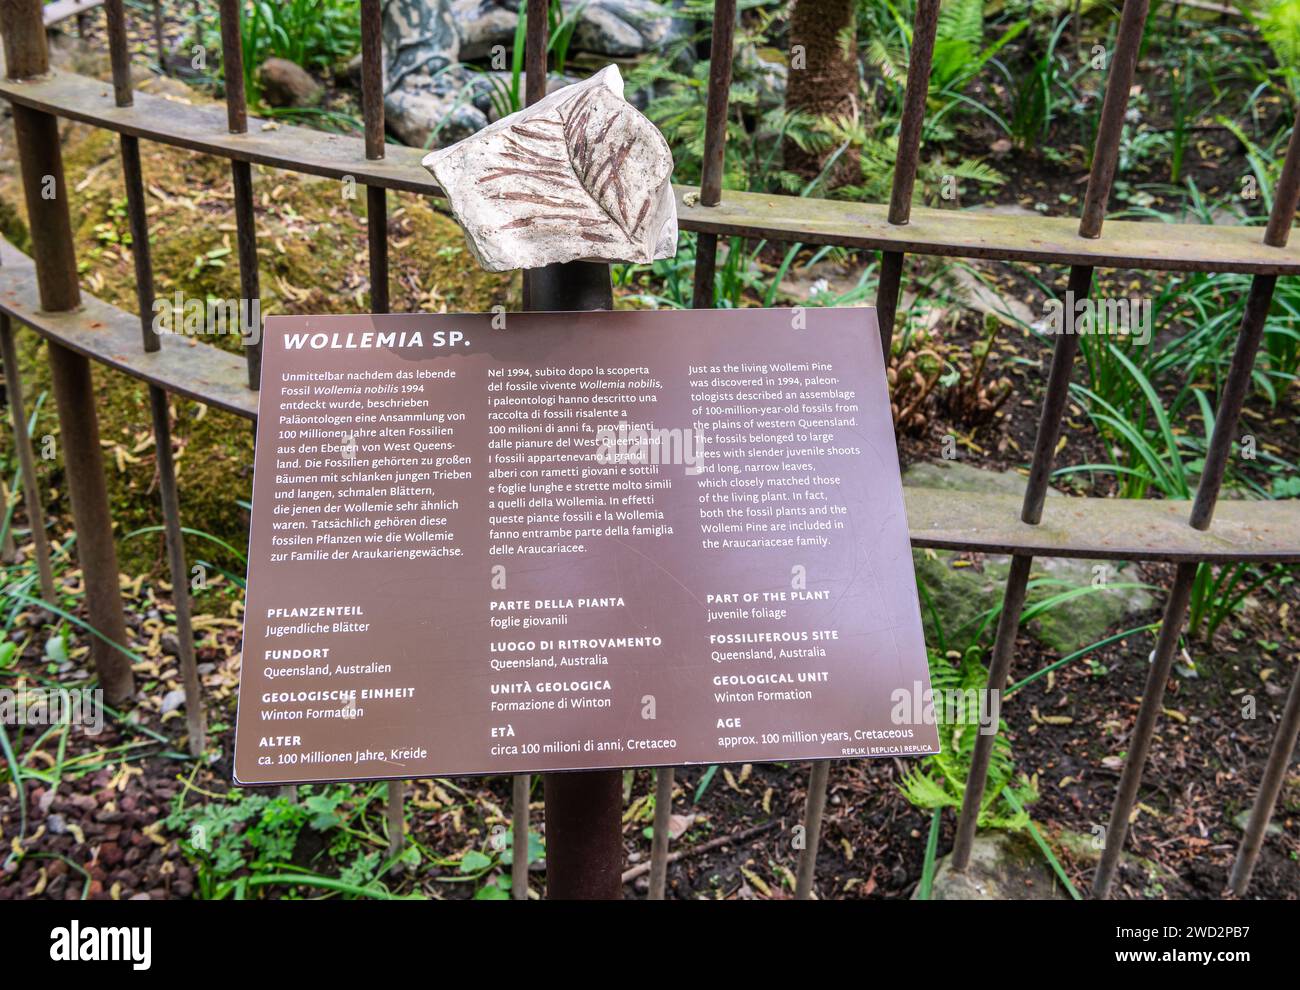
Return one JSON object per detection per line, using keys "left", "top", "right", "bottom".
{"left": 1232, "top": 810, "right": 1282, "bottom": 838}
{"left": 46, "top": 813, "right": 67, "bottom": 835}
{"left": 160, "top": 689, "right": 187, "bottom": 714}
{"left": 160, "top": 633, "right": 181, "bottom": 657}
{"left": 923, "top": 834, "right": 1066, "bottom": 901}
{"left": 258, "top": 58, "right": 323, "bottom": 108}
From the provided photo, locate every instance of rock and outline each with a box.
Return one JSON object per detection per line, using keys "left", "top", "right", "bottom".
{"left": 160, "top": 689, "right": 187, "bottom": 715}
{"left": 423, "top": 65, "right": 677, "bottom": 271}
{"left": 924, "top": 833, "right": 1067, "bottom": 900}
{"left": 454, "top": 0, "right": 522, "bottom": 61}
{"left": 736, "top": 44, "right": 788, "bottom": 111}
{"left": 454, "top": 0, "right": 673, "bottom": 61}
{"left": 258, "top": 58, "right": 323, "bottom": 108}
{"left": 385, "top": 65, "right": 492, "bottom": 148}
{"left": 385, "top": 0, "right": 460, "bottom": 89}
{"left": 1232, "top": 810, "right": 1282, "bottom": 838}
{"left": 906, "top": 461, "right": 1153, "bottom": 652}
{"left": 571, "top": 0, "right": 673, "bottom": 57}
{"left": 160, "top": 632, "right": 180, "bottom": 657}
{"left": 46, "top": 813, "right": 67, "bottom": 835}
{"left": 382, "top": 0, "right": 478, "bottom": 145}
{"left": 903, "top": 459, "right": 1057, "bottom": 498}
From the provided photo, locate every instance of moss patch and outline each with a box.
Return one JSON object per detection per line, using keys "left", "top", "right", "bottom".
{"left": 915, "top": 549, "right": 1154, "bottom": 655}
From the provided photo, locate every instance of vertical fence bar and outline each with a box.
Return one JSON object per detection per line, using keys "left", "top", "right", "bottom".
{"left": 360, "top": 0, "right": 389, "bottom": 314}
{"left": 873, "top": 0, "right": 939, "bottom": 361}
{"left": 103, "top": 0, "right": 207, "bottom": 755}
{"left": 1230, "top": 656, "right": 1300, "bottom": 895}
{"left": 645, "top": 0, "right": 739, "bottom": 888}
{"left": 512, "top": 773, "right": 530, "bottom": 899}
{"left": 113, "top": 0, "right": 195, "bottom": 735}
{"left": 357, "top": 0, "right": 401, "bottom": 846}
{"left": 794, "top": 760, "right": 830, "bottom": 899}
{"left": 217, "top": 0, "right": 262, "bottom": 389}
{"left": 518, "top": 0, "right": 549, "bottom": 309}
{"left": 149, "top": 389, "right": 206, "bottom": 752}
{"left": 951, "top": 0, "right": 1151, "bottom": 872}
{"left": 0, "top": 313, "right": 57, "bottom": 603}
{"left": 1098, "top": 121, "right": 1300, "bottom": 898}
{"left": 688, "top": 0, "right": 736, "bottom": 309}
{"left": 2, "top": 0, "right": 134, "bottom": 704}
{"left": 152, "top": 0, "right": 166, "bottom": 74}
{"left": 385, "top": 779, "right": 404, "bottom": 858}
{"left": 517, "top": 7, "right": 623, "bottom": 900}
{"left": 647, "top": 767, "right": 673, "bottom": 899}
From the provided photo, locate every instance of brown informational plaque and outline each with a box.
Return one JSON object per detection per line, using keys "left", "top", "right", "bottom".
{"left": 233, "top": 307, "right": 939, "bottom": 784}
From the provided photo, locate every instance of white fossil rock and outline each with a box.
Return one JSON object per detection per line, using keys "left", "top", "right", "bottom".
{"left": 422, "top": 65, "right": 677, "bottom": 272}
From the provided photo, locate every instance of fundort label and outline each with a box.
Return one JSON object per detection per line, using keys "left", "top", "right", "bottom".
{"left": 232, "top": 307, "right": 938, "bottom": 783}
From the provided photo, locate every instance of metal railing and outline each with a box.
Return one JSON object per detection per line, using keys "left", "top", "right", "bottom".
{"left": 1, "top": 0, "right": 1298, "bottom": 899}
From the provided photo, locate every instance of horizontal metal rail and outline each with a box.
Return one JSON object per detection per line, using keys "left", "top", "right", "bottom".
{"left": 3, "top": 70, "right": 1299, "bottom": 275}
{"left": 43, "top": 0, "right": 105, "bottom": 26}
{"left": 5, "top": 234, "right": 1298, "bottom": 564}
{"left": 0, "top": 240, "right": 255, "bottom": 418}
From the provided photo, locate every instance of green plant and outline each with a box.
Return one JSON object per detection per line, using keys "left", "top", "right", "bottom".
{"left": 1251, "top": 0, "right": 1300, "bottom": 98}
{"left": 166, "top": 778, "right": 412, "bottom": 899}
{"left": 898, "top": 644, "right": 1037, "bottom": 830}
{"left": 1187, "top": 562, "right": 1296, "bottom": 643}
{"left": 200, "top": 0, "right": 361, "bottom": 106}
{"left": 866, "top": 0, "right": 1029, "bottom": 138}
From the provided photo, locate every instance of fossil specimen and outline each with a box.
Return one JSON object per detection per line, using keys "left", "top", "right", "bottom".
{"left": 422, "top": 65, "right": 677, "bottom": 271}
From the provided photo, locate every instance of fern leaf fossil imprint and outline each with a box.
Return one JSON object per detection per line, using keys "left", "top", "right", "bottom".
{"left": 422, "top": 65, "right": 678, "bottom": 272}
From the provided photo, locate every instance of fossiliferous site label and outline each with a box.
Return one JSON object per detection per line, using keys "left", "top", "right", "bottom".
{"left": 233, "top": 308, "right": 938, "bottom": 784}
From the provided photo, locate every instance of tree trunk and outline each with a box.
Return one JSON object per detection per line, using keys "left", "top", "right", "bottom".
{"left": 783, "top": 0, "right": 858, "bottom": 186}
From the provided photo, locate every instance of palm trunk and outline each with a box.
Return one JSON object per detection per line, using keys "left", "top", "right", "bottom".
{"left": 783, "top": 0, "right": 859, "bottom": 186}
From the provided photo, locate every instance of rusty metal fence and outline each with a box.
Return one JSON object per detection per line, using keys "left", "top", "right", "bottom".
{"left": 1, "top": 0, "right": 1299, "bottom": 899}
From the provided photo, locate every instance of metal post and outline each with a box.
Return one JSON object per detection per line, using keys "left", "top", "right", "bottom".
{"left": 104, "top": 0, "right": 207, "bottom": 754}
{"left": 512, "top": 774, "right": 530, "bottom": 899}
{"left": 794, "top": 760, "right": 830, "bottom": 899}
{"left": 951, "top": 0, "right": 1151, "bottom": 872}
{"left": 217, "top": 0, "right": 262, "bottom": 389}
{"left": 648, "top": 767, "right": 673, "bottom": 899}
{"left": 515, "top": 8, "right": 623, "bottom": 899}
{"left": 688, "top": 0, "right": 736, "bottom": 309}
{"left": 152, "top": 0, "right": 166, "bottom": 74}
{"left": 0, "top": 313, "right": 57, "bottom": 603}
{"left": 2, "top": 0, "right": 134, "bottom": 704}
{"left": 1230, "top": 665, "right": 1300, "bottom": 895}
{"left": 874, "top": 0, "right": 939, "bottom": 360}
{"left": 360, "top": 0, "right": 389, "bottom": 314}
